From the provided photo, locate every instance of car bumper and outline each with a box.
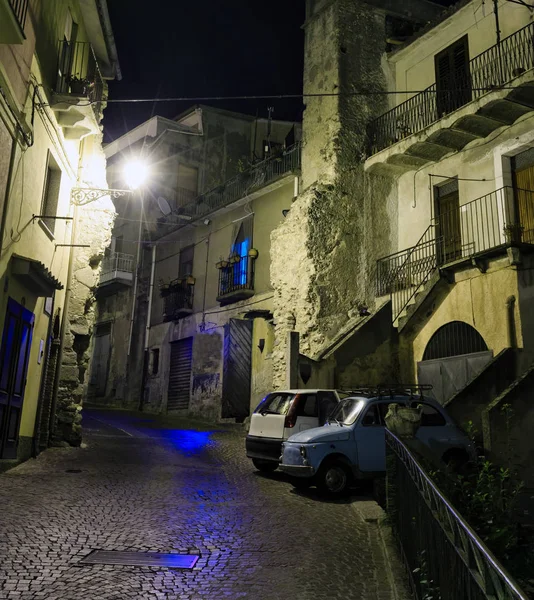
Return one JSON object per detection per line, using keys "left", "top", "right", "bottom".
{"left": 245, "top": 435, "right": 282, "bottom": 462}
{"left": 279, "top": 464, "right": 315, "bottom": 478}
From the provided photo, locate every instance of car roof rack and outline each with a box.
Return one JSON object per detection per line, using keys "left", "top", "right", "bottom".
{"left": 338, "top": 384, "right": 433, "bottom": 397}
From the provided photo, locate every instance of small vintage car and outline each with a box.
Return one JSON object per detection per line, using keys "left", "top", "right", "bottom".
{"left": 279, "top": 388, "right": 475, "bottom": 495}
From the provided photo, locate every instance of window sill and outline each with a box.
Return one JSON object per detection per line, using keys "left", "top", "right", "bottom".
{"left": 38, "top": 219, "right": 55, "bottom": 241}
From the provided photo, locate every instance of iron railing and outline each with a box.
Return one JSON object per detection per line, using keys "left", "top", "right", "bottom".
{"left": 376, "top": 187, "right": 534, "bottom": 322}
{"left": 161, "top": 279, "right": 194, "bottom": 321}
{"left": 172, "top": 143, "right": 301, "bottom": 224}
{"left": 55, "top": 41, "right": 105, "bottom": 119}
{"left": 8, "top": 0, "right": 28, "bottom": 32}
{"left": 100, "top": 252, "right": 134, "bottom": 283}
{"left": 368, "top": 21, "right": 534, "bottom": 154}
{"left": 217, "top": 256, "right": 255, "bottom": 299}
{"left": 385, "top": 429, "right": 529, "bottom": 600}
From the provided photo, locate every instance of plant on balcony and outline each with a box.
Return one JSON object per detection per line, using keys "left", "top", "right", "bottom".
{"left": 504, "top": 223, "right": 524, "bottom": 244}
{"left": 229, "top": 252, "right": 240, "bottom": 264}
{"left": 159, "top": 283, "right": 171, "bottom": 298}
{"left": 67, "top": 75, "right": 94, "bottom": 96}
{"left": 216, "top": 258, "right": 229, "bottom": 269}
{"left": 186, "top": 275, "right": 195, "bottom": 285}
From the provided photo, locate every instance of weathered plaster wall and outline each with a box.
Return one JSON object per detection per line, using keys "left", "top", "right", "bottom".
{"left": 271, "top": 0, "right": 396, "bottom": 388}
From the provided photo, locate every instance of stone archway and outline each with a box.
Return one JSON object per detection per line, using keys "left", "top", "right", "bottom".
{"left": 418, "top": 321, "right": 492, "bottom": 404}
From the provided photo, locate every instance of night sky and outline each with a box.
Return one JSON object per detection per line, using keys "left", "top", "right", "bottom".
{"left": 103, "top": 0, "right": 306, "bottom": 142}
{"left": 103, "top": 0, "right": 459, "bottom": 143}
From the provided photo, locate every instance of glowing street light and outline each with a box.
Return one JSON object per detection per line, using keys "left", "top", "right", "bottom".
{"left": 123, "top": 158, "right": 149, "bottom": 190}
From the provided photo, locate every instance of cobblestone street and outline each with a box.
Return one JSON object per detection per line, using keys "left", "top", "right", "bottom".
{"left": 0, "top": 411, "right": 410, "bottom": 600}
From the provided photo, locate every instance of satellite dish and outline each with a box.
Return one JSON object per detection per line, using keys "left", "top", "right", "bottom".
{"left": 157, "top": 196, "right": 172, "bottom": 216}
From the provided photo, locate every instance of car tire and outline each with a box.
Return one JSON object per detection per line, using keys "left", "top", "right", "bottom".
{"left": 317, "top": 461, "right": 350, "bottom": 495}
{"left": 252, "top": 458, "right": 278, "bottom": 472}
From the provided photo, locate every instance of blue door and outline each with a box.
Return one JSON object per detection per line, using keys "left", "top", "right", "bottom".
{"left": 0, "top": 298, "right": 34, "bottom": 459}
{"left": 354, "top": 401, "right": 398, "bottom": 473}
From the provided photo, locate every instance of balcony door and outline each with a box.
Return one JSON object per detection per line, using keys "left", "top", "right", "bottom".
{"left": 435, "top": 181, "right": 462, "bottom": 264}
{"left": 435, "top": 35, "right": 471, "bottom": 117}
{"left": 513, "top": 150, "right": 534, "bottom": 245}
{"left": 0, "top": 298, "right": 34, "bottom": 459}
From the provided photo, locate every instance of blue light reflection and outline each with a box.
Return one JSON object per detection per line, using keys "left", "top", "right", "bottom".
{"left": 144, "top": 428, "right": 214, "bottom": 455}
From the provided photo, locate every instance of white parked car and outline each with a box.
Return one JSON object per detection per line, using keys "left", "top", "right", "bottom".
{"left": 245, "top": 389, "right": 342, "bottom": 472}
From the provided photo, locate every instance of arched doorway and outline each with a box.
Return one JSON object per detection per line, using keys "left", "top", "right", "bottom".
{"left": 418, "top": 321, "right": 492, "bottom": 404}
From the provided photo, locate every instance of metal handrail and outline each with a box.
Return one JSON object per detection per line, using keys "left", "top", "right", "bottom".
{"left": 386, "top": 429, "right": 529, "bottom": 600}
{"left": 101, "top": 252, "right": 134, "bottom": 275}
{"left": 368, "top": 21, "right": 534, "bottom": 154}
{"left": 8, "top": 0, "right": 28, "bottom": 32}
{"left": 170, "top": 143, "right": 301, "bottom": 226}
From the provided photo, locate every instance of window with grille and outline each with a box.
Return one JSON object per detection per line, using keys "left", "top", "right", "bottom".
{"left": 423, "top": 321, "right": 488, "bottom": 361}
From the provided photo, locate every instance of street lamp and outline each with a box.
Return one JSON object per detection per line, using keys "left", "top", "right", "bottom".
{"left": 123, "top": 158, "right": 149, "bottom": 190}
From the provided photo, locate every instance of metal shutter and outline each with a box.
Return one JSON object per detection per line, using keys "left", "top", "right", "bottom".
{"left": 167, "top": 338, "right": 193, "bottom": 411}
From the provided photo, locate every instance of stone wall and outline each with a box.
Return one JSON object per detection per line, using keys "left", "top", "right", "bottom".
{"left": 53, "top": 135, "right": 116, "bottom": 446}
{"left": 271, "top": 0, "right": 396, "bottom": 388}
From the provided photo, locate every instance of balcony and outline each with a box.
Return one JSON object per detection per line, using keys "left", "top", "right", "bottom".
{"left": 376, "top": 187, "right": 534, "bottom": 323}
{"left": 169, "top": 143, "right": 301, "bottom": 224}
{"left": 98, "top": 252, "right": 134, "bottom": 296}
{"left": 367, "top": 22, "right": 534, "bottom": 172}
{"left": 0, "top": 0, "right": 28, "bottom": 43}
{"left": 160, "top": 279, "right": 194, "bottom": 321}
{"left": 50, "top": 41, "right": 105, "bottom": 139}
{"left": 216, "top": 257, "right": 255, "bottom": 305}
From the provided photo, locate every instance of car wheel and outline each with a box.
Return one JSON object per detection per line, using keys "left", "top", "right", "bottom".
{"left": 252, "top": 459, "right": 278, "bottom": 473}
{"left": 317, "top": 462, "right": 350, "bottom": 495}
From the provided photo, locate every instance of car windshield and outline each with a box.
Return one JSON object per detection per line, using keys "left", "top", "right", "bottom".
{"left": 328, "top": 397, "right": 364, "bottom": 425}
{"left": 254, "top": 393, "right": 295, "bottom": 416}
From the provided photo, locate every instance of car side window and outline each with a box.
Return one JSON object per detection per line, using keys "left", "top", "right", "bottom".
{"left": 296, "top": 394, "right": 318, "bottom": 418}
{"left": 377, "top": 402, "right": 400, "bottom": 425}
{"left": 361, "top": 405, "right": 381, "bottom": 426}
{"left": 418, "top": 403, "right": 446, "bottom": 426}
{"left": 318, "top": 392, "right": 337, "bottom": 425}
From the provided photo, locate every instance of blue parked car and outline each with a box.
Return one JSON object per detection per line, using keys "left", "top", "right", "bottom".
{"left": 279, "top": 387, "right": 475, "bottom": 495}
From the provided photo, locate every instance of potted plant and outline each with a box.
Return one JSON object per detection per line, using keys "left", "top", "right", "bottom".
{"left": 504, "top": 223, "right": 523, "bottom": 244}
{"left": 229, "top": 252, "right": 240, "bottom": 264}
{"left": 186, "top": 275, "right": 195, "bottom": 285}
{"left": 67, "top": 75, "right": 93, "bottom": 96}
{"left": 216, "top": 258, "right": 229, "bottom": 269}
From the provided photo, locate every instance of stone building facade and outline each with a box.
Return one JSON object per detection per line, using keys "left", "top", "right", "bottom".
{"left": 0, "top": 0, "right": 119, "bottom": 466}
{"left": 92, "top": 106, "right": 301, "bottom": 421}
{"left": 271, "top": 0, "right": 534, "bottom": 485}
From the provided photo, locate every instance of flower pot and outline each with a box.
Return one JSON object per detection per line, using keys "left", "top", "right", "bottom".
{"left": 384, "top": 404, "right": 422, "bottom": 439}
{"left": 216, "top": 260, "right": 229, "bottom": 269}
{"left": 186, "top": 276, "right": 195, "bottom": 285}
{"left": 229, "top": 254, "right": 240, "bottom": 264}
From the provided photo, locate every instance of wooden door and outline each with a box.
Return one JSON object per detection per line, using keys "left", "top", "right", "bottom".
{"left": 513, "top": 164, "right": 534, "bottom": 244}
{"left": 222, "top": 319, "right": 253, "bottom": 421}
{"left": 435, "top": 36, "right": 471, "bottom": 117}
{"left": 0, "top": 298, "right": 34, "bottom": 459}
{"left": 437, "top": 189, "right": 462, "bottom": 264}
{"left": 167, "top": 338, "right": 193, "bottom": 411}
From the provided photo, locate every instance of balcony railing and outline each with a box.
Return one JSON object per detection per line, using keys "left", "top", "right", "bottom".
{"left": 8, "top": 0, "right": 28, "bottom": 32}
{"left": 376, "top": 187, "right": 534, "bottom": 321}
{"left": 217, "top": 256, "right": 255, "bottom": 304}
{"left": 172, "top": 143, "right": 301, "bottom": 224}
{"left": 55, "top": 41, "right": 105, "bottom": 119}
{"left": 100, "top": 252, "right": 134, "bottom": 285}
{"left": 386, "top": 429, "right": 529, "bottom": 600}
{"left": 368, "top": 21, "right": 534, "bottom": 154}
{"left": 160, "top": 279, "right": 194, "bottom": 321}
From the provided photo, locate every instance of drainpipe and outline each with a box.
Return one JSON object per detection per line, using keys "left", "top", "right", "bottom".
{"left": 0, "top": 135, "right": 18, "bottom": 259}
{"left": 127, "top": 193, "right": 144, "bottom": 357}
{"left": 506, "top": 295, "right": 516, "bottom": 349}
{"left": 139, "top": 243, "right": 156, "bottom": 411}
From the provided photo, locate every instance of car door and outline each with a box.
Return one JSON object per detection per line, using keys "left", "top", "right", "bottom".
{"left": 355, "top": 401, "right": 399, "bottom": 473}
{"left": 414, "top": 402, "right": 457, "bottom": 456}
{"left": 294, "top": 393, "right": 319, "bottom": 432}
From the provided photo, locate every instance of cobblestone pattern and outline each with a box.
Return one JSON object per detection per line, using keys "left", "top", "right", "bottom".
{"left": 0, "top": 411, "right": 410, "bottom": 599}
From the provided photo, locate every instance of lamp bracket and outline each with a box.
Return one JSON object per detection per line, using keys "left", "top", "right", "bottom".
{"left": 71, "top": 187, "right": 131, "bottom": 206}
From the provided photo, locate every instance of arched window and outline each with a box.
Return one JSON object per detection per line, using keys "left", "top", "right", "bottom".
{"left": 423, "top": 321, "right": 488, "bottom": 361}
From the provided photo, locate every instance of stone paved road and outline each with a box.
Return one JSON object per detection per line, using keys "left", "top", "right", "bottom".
{"left": 0, "top": 410, "right": 410, "bottom": 600}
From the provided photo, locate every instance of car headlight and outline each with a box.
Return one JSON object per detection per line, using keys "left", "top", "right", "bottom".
{"left": 300, "top": 446, "right": 307, "bottom": 458}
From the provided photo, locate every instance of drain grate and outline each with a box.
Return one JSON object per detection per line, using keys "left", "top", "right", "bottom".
{"left": 80, "top": 551, "right": 199, "bottom": 569}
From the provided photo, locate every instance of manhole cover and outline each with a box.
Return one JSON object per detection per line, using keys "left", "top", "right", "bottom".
{"left": 80, "top": 551, "right": 199, "bottom": 569}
